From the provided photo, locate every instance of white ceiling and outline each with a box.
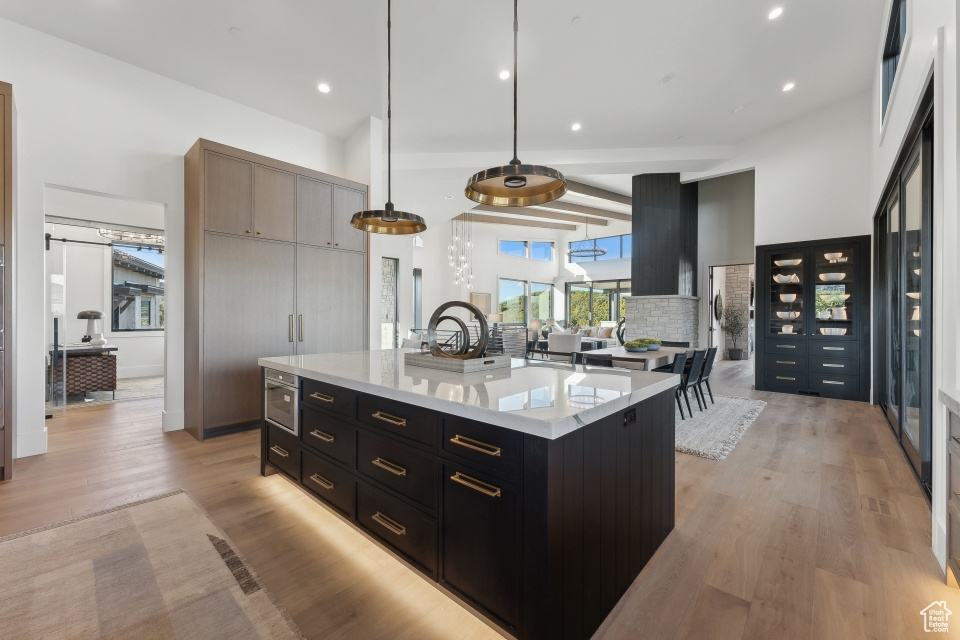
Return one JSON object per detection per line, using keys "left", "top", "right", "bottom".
{"left": 0, "top": 0, "right": 884, "bottom": 153}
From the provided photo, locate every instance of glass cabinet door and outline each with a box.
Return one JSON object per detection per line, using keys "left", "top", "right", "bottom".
{"left": 768, "top": 250, "right": 804, "bottom": 336}
{"left": 902, "top": 157, "right": 923, "bottom": 450}
{"left": 812, "top": 243, "right": 857, "bottom": 339}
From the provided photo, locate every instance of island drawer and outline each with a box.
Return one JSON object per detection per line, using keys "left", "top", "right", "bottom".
{"left": 765, "top": 339, "right": 808, "bottom": 355}
{"left": 764, "top": 354, "right": 808, "bottom": 373}
{"left": 764, "top": 371, "right": 808, "bottom": 390}
{"left": 357, "top": 481, "right": 438, "bottom": 578}
{"left": 441, "top": 415, "right": 522, "bottom": 482}
{"left": 302, "top": 378, "right": 356, "bottom": 418}
{"left": 301, "top": 406, "right": 356, "bottom": 466}
{"left": 809, "top": 373, "right": 860, "bottom": 400}
{"left": 301, "top": 449, "right": 355, "bottom": 518}
{"left": 356, "top": 429, "right": 438, "bottom": 511}
{"left": 808, "top": 356, "right": 858, "bottom": 376}
{"left": 809, "top": 340, "right": 858, "bottom": 359}
{"left": 266, "top": 423, "right": 300, "bottom": 480}
{"left": 357, "top": 394, "right": 438, "bottom": 448}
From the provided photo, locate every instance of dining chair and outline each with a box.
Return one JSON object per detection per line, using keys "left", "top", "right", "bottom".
{"left": 681, "top": 350, "right": 707, "bottom": 415}
{"left": 697, "top": 347, "right": 719, "bottom": 406}
{"left": 665, "top": 352, "right": 689, "bottom": 419}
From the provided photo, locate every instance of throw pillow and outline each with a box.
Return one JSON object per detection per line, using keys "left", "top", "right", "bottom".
{"left": 598, "top": 327, "right": 613, "bottom": 339}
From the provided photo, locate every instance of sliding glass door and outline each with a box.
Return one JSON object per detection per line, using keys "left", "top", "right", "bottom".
{"left": 875, "top": 112, "right": 932, "bottom": 487}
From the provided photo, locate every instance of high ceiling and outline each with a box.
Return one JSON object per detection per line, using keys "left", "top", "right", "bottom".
{"left": 0, "top": 0, "right": 884, "bottom": 155}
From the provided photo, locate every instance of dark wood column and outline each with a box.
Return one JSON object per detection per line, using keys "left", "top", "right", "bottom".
{"left": 630, "top": 173, "right": 698, "bottom": 296}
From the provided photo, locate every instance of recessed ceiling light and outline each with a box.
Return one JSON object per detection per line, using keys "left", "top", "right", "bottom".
{"left": 571, "top": 123, "right": 581, "bottom": 132}
{"left": 571, "top": 16, "right": 581, "bottom": 25}
{"left": 675, "top": 135, "right": 684, "bottom": 141}
{"left": 660, "top": 73, "right": 675, "bottom": 85}
{"left": 733, "top": 105, "right": 745, "bottom": 113}
{"left": 782, "top": 82, "right": 795, "bottom": 92}
{"left": 317, "top": 83, "right": 331, "bottom": 94}
{"left": 768, "top": 7, "right": 783, "bottom": 20}
{"left": 228, "top": 26, "right": 241, "bottom": 36}
{"left": 444, "top": 194, "right": 454, "bottom": 200}
{"left": 499, "top": 70, "right": 510, "bottom": 80}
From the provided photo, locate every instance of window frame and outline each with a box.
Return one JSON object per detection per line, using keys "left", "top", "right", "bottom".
{"left": 567, "top": 233, "right": 632, "bottom": 263}
{"left": 564, "top": 279, "right": 632, "bottom": 326}
{"left": 497, "top": 277, "right": 529, "bottom": 325}
{"left": 880, "top": 0, "right": 909, "bottom": 124}
{"left": 111, "top": 244, "right": 165, "bottom": 333}
{"left": 498, "top": 240, "right": 529, "bottom": 259}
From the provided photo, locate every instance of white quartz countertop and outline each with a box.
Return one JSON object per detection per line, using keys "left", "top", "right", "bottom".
{"left": 259, "top": 349, "right": 680, "bottom": 440}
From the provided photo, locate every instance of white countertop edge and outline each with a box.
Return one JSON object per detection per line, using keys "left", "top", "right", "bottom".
{"left": 259, "top": 357, "right": 680, "bottom": 440}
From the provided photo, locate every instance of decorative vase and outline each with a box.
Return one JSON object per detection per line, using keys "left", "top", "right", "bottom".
{"left": 624, "top": 346, "right": 648, "bottom": 353}
{"left": 728, "top": 348, "right": 744, "bottom": 360}
{"left": 647, "top": 344, "right": 661, "bottom": 351}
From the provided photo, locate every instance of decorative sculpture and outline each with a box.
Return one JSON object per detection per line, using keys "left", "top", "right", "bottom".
{"left": 427, "top": 301, "right": 490, "bottom": 359}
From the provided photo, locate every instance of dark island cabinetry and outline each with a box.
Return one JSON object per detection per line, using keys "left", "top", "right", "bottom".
{"left": 261, "top": 370, "right": 677, "bottom": 639}
{"left": 756, "top": 235, "right": 871, "bottom": 401}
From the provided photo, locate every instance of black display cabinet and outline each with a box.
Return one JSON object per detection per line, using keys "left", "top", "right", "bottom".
{"left": 755, "top": 235, "right": 871, "bottom": 401}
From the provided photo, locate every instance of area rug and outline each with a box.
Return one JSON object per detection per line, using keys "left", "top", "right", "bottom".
{"left": 675, "top": 395, "right": 766, "bottom": 461}
{"left": 0, "top": 490, "right": 303, "bottom": 640}
{"left": 66, "top": 375, "right": 165, "bottom": 408}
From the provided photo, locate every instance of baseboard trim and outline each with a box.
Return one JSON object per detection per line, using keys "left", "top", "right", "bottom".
{"left": 15, "top": 428, "right": 48, "bottom": 459}
{"left": 162, "top": 409, "right": 184, "bottom": 433}
{"left": 934, "top": 520, "right": 947, "bottom": 574}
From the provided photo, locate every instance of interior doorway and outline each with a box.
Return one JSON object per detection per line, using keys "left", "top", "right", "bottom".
{"left": 708, "top": 263, "right": 755, "bottom": 361}
{"left": 380, "top": 257, "right": 399, "bottom": 349}
{"left": 43, "top": 187, "right": 166, "bottom": 415}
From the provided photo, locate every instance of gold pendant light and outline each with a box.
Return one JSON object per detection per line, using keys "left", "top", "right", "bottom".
{"left": 464, "top": 0, "right": 567, "bottom": 207}
{"left": 351, "top": 0, "right": 426, "bottom": 235}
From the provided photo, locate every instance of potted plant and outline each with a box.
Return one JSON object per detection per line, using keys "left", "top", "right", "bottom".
{"left": 624, "top": 338, "right": 649, "bottom": 352}
{"left": 644, "top": 338, "right": 662, "bottom": 351}
{"left": 720, "top": 306, "right": 748, "bottom": 360}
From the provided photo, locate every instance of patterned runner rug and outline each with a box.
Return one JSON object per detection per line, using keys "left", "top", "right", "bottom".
{"left": 675, "top": 394, "right": 767, "bottom": 460}
{"left": 0, "top": 490, "right": 303, "bottom": 639}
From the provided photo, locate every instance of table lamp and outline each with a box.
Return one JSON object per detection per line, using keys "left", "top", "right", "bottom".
{"left": 487, "top": 313, "right": 503, "bottom": 327}
{"left": 529, "top": 319, "right": 542, "bottom": 337}
{"left": 78, "top": 310, "right": 107, "bottom": 346}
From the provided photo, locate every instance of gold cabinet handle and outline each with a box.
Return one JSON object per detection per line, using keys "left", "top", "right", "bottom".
{"left": 776, "top": 376, "right": 795, "bottom": 381}
{"left": 256, "top": 231, "right": 261, "bottom": 235}
{"left": 289, "top": 315, "right": 294, "bottom": 342}
{"left": 450, "top": 472, "right": 501, "bottom": 498}
{"left": 823, "top": 363, "right": 844, "bottom": 368}
{"left": 309, "top": 473, "right": 334, "bottom": 490}
{"left": 372, "top": 511, "right": 406, "bottom": 536}
{"left": 371, "top": 457, "right": 407, "bottom": 476}
{"left": 823, "top": 346, "right": 845, "bottom": 351}
{"left": 245, "top": 229, "right": 251, "bottom": 234}
{"left": 450, "top": 434, "right": 501, "bottom": 457}
{"left": 269, "top": 445, "right": 289, "bottom": 458}
{"left": 776, "top": 344, "right": 796, "bottom": 349}
{"left": 309, "top": 429, "right": 334, "bottom": 443}
{"left": 823, "top": 380, "right": 844, "bottom": 385}
{"left": 776, "top": 360, "right": 795, "bottom": 365}
{"left": 310, "top": 392, "right": 335, "bottom": 403}
{"left": 372, "top": 411, "right": 406, "bottom": 427}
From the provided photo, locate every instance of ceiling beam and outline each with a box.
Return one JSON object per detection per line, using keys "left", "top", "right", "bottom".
{"left": 471, "top": 204, "right": 607, "bottom": 226}
{"left": 533, "top": 200, "right": 632, "bottom": 222}
{"left": 564, "top": 180, "right": 632, "bottom": 206}
{"left": 455, "top": 213, "right": 576, "bottom": 231}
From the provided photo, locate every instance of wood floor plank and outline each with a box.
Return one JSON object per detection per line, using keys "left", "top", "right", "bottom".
{"left": 816, "top": 464, "right": 871, "bottom": 583}
{"left": 811, "top": 568, "right": 877, "bottom": 640}
{"left": 672, "top": 582, "right": 749, "bottom": 640}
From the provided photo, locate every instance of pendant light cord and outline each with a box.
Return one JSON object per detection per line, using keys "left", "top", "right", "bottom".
{"left": 511, "top": 0, "right": 520, "bottom": 165}
{"left": 387, "top": 0, "right": 393, "bottom": 208}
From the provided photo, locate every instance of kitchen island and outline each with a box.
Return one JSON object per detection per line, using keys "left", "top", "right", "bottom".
{"left": 259, "top": 350, "right": 679, "bottom": 640}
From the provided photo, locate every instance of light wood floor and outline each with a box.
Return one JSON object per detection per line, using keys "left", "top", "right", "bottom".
{"left": 0, "top": 360, "right": 955, "bottom": 639}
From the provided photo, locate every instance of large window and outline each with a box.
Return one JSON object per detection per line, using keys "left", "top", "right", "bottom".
{"left": 500, "top": 239, "right": 554, "bottom": 263}
{"left": 881, "top": 0, "right": 907, "bottom": 120}
{"left": 112, "top": 246, "right": 165, "bottom": 331}
{"left": 499, "top": 240, "right": 528, "bottom": 258}
{"left": 498, "top": 278, "right": 527, "bottom": 323}
{"left": 565, "top": 280, "right": 631, "bottom": 326}
{"left": 568, "top": 233, "right": 632, "bottom": 263}
{"left": 530, "top": 282, "right": 553, "bottom": 322}
{"left": 531, "top": 242, "right": 554, "bottom": 262}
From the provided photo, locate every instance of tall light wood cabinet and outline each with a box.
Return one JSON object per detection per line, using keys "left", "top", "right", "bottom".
{"left": 0, "top": 82, "right": 13, "bottom": 480}
{"left": 185, "top": 139, "right": 369, "bottom": 440}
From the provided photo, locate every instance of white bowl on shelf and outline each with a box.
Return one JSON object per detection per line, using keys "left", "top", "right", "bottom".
{"left": 777, "top": 311, "right": 800, "bottom": 320}
{"left": 780, "top": 293, "right": 797, "bottom": 303}
{"left": 780, "top": 325, "right": 794, "bottom": 334}
{"left": 819, "top": 328, "right": 847, "bottom": 336}
{"left": 819, "top": 273, "right": 845, "bottom": 282}
{"left": 773, "top": 274, "right": 798, "bottom": 284}
{"left": 818, "top": 293, "right": 850, "bottom": 301}
{"left": 914, "top": 329, "right": 921, "bottom": 337}
{"left": 914, "top": 268, "right": 921, "bottom": 276}
{"left": 774, "top": 258, "right": 802, "bottom": 267}
{"left": 907, "top": 292, "right": 920, "bottom": 299}
{"left": 824, "top": 252, "right": 843, "bottom": 262}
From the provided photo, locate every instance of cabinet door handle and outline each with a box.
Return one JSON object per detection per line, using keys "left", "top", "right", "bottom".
{"left": 299, "top": 315, "right": 304, "bottom": 342}
{"left": 256, "top": 231, "right": 261, "bottom": 235}
{"left": 372, "top": 411, "right": 406, "bottom": 427}
{"left": 776, "top": 360, "right": 795, "bottom": 365}
{"left": 451, "top": 472, "right": 502, "bottom": 498}
{"left": 823, "top": 363, "right": 844, "bottom": 368}
{"left": 450, "top": 434, "right": 501, "bottom": 457}
{"left": 245, "top": 229, "right": 251, "bottom": 234}
{"left": 823, "top": 346, "right": 845, "bottom": 351}
{"left": 289, "top": 315, "right": 294, "bottom": 342}
{"left": 309, "top": 473, "right": 334, "bottom": 490}
{"left": 269, "top": 445, "right": 289, "bottom": 458}
{"left": 372, "top": 457, "right": 407, "bottom": 476}
{"left": 823, "top": 380, "right": 844, "bottom": 385}
{"left": 310, "top": 391, "right": 335, "bottom": 403}
{"left": 372, "top": 511, "right": 406, "bottom": 536}
{"left": 776, "top": 376, "right": 795, "bottom": 381}
{"left": 309, "top": 429, "right": 334, "bottom": 443}
{"left": 776, "top": 345, "right": 796, "bottom": 349}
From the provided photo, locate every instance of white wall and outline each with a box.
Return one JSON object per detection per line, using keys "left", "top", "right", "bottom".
{"left": 0, "top": 17, "right": 346, "bottom": 457}
{"left": 684, "top": 93, "right": 875, "bottom": 246}
{"left": 696, "top": 171, "right": 756, "bottom": 350}
{"left": 44, "top": 223, "right": 165, "bottom": 378}
{"left": 870, "top": 0, "right": 958, "bottom": 573}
